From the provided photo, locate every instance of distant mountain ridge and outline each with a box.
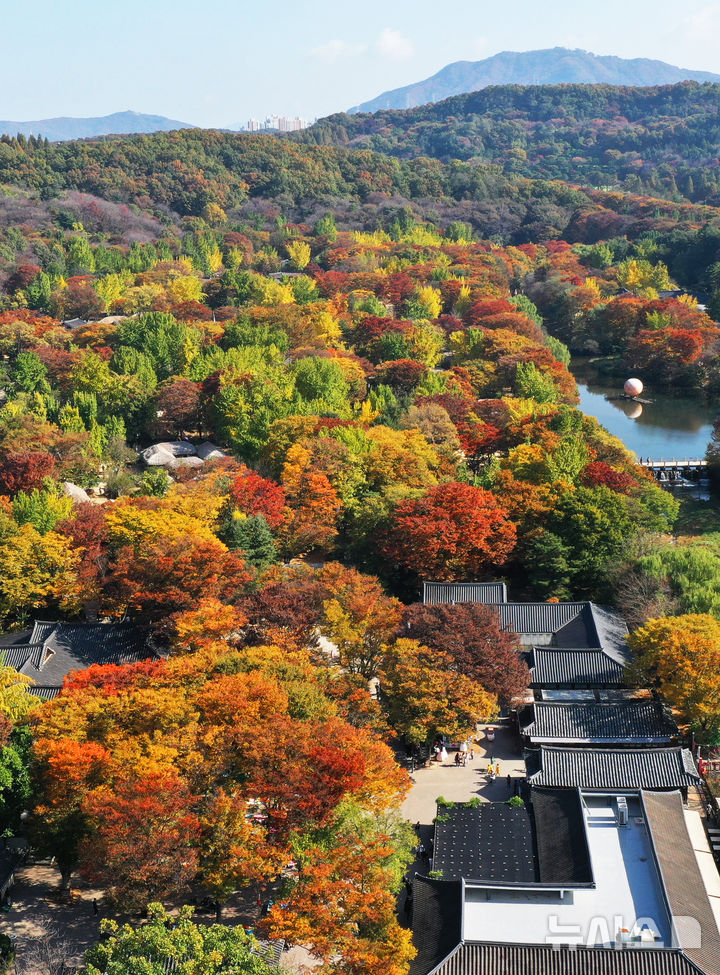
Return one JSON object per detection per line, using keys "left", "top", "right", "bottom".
{"left": 0, "top": 110, "right": 195, "bottom": 142}
{"left": 349, "top": 47, "right": 720, "bottom": 113}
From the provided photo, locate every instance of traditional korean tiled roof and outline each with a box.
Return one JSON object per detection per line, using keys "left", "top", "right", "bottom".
{"left": 527, "top": 746, "right": 701, "bottom": 791}
{"left": 495, "top": 602, "right": 630, "bottom": 663}
{"left": 420, "top": 587, "right": 630, "bottom": 662}
{"left": 498, "top": 600, "right": 588, "bottom": 633}
{"left": 519, "top": 701, "right": 678, "bottom": 744}
{"left": 410, "top": 876, "right": 463, "bottom": 975}
{"left": 425, "top": 943, "right": 707, "bottom": 975}
{"left": 422, "top": 582, "right": 508, "bottom": 605}
{"left": 28, "top": 686, "right": 62, "bottom": 701}
{"left": 529, "top": 648, "right": 626, "bottom": 688}
{"left": 643, "top": 790, "right": 720, "bottom": 975}
{"left": 1, "top": 620, "right": 155, "bottom": 695}
{"left": 0, "top": 643, "right": 45, "bottom": 672}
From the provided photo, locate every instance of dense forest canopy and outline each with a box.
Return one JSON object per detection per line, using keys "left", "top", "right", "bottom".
{"left": 2, "top": 125, "right": 720, "bottom": 269}
{"left": 301, "top": 82, "right": 720, "bottom": 205}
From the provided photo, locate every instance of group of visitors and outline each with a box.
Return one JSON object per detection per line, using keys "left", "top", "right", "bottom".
{"left": 433, "top": 739, "right": 475, "bottom": 766}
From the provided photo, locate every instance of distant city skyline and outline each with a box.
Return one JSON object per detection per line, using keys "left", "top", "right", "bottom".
{"left": 1, "top": 0, "right": 720, "bottom": 126}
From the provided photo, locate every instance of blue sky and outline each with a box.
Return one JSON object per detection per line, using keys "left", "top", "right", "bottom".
{"left": 2, "top": 0, "right": 720, "bottom": 125}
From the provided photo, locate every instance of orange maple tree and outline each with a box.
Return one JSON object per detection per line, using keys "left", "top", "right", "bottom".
{"left": 380, "top": 481, "right": 516, "bottom": 580}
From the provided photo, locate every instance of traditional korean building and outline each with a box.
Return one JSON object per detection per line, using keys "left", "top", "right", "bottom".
{"left": 519, "top": 701, "right": 679, "bottom": 748}
{"left": 0, "top": 620, "right": 155, "bottom": 698}
{"left": 411, "top": 789, "right": 720, "bottom": 975}
{"left": 526, "top": 746, "right": 701, "bottom": 799}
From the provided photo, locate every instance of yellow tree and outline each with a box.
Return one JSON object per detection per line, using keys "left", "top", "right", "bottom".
{"left": 0, "top": 659, "right": 35, "bottom": 722}
{"left": 105, "top": 501, "right": 220, "bottom": 551}
{"left": 628, "top": 614, "right": 720, "bottom": 740}
{"left": 287, "top": 240, "right": 312, "bottom": 271}
{"left": 0, "top": 524, "right": 80, "bottom": 623}
{"left": 378, "top": 639, "right": 498, "bottom": 744}
{"left": 319, "top": 563, "right": 402, "bottom": 679}
{"left": 199, "top": 788, "right": 287, "bottom": 918}
{"left": 407, "top": 284, "right": 443, "bottom": 321}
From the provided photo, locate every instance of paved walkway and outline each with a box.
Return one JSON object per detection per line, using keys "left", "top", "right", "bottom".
{"left": 3, "top": 862, "right": 104, "bottom": 972}
{"left": 401, "top": 721, "right": 526, "bottom": 825}
{"left": 3, "top": 862, "right": 313, "bottom": 974}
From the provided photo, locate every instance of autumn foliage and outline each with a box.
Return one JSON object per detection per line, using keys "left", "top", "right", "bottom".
{"left": 380, "top": 481, "right": 517, "bottom": 581}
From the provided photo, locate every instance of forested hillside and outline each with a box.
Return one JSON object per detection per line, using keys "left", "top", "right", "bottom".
{"left": 304, "top": 83, "right": 720, "bottom": 204}
{"left": 2, "top": 127, "right": 720, "bottom": 261}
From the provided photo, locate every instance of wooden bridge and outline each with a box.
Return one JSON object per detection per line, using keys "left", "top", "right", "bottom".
{"left": 639, "top": 458, "right": 709, "bottom": 481}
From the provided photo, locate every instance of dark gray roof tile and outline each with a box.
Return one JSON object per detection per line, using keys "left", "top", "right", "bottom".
{"left": 422, "top": 582, "right": 507, "bottom": 605}
{"left": 520, "top": 702, "right": 678, "bottom": 744}
{"left": 4, "top": 621, "right": 154, "bottom": 691}
{"left": 410, "top": 876, "right": 463, "bottom": 975}
{"left": 643, "top": 790, "right": 720, "bottom": 975}
{"left": 530, "top": 648, "right": 626, "bottom": 688}
{"left": 528, "top": 746, "right": 701, "bottom": 791}
{"left": 427, "top": 943, "right": 707, "bottom": 975}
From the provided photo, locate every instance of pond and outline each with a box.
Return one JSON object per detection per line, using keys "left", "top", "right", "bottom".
{"left": 571, "top": 358, "right": 718, "bottom": 461}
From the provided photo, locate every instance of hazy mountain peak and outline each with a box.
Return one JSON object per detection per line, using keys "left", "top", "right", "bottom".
{"left": 348, "top": 47, "right": 720, "bottom": 113}
{"left": 0, "top": 110, "right": 195, "bottom": 142}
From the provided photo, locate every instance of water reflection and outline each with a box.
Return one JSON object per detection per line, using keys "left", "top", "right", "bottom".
{"left": 571, "top": 358, "right": 717, "bottom": 460}
{"left": 622, "top": 402, "right": 643, "bottom": 420}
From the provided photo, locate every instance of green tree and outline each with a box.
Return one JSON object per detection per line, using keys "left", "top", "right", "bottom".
{"left": 405, "top": 285, "right": 442, "bottom": 321}
{"left": 314, "top": 213, "right": 337, "bottom": 240}
{"left": 0, "top": 724, "right": 33, "bottom": 834}
{"left": 546, "top": 485, "right": 636, "bottom": 596}
{"left": 12, "top": 487, "right": 73, "bottom": 535}
{"left": 522, "top": 529, "right": 572, "bottom": 600}
{"left": 12, "top": 352, "right": 49, "bottom": 394}
{"left": 636, "top": 542, "right": 720, "bottom": 617}
{"left": 138, "top": 469, "right": 172, "bottom": 498}
{"left": 67, "top": 236, "right": 96, "bottom": 275}
{"left": 293, "top": 357, "right": 350, "bottom": 415}
{"left": 82, "top": 903, "right": 276, "bottom": 975}
{"left": 221, "top": 513, "right": 277, "bottom": 570}
{"left": 515, "top": 362, "right": 557, "bottom": 403}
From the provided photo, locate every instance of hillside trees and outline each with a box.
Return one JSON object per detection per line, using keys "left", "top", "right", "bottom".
{"left": 629, "top": 614, "right": 720, "bottom": 742}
